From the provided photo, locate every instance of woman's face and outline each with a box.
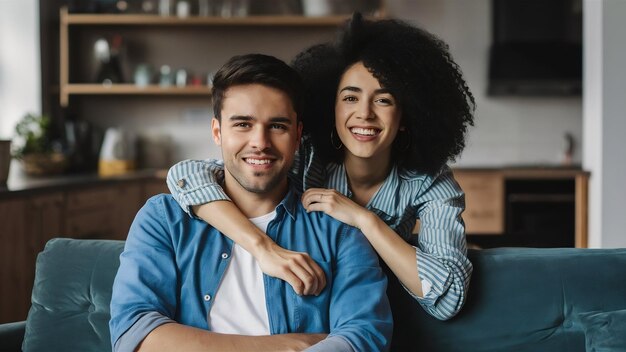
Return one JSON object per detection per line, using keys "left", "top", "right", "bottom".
{"left": 335, "top": 62, "right": 402, "bottom": 163}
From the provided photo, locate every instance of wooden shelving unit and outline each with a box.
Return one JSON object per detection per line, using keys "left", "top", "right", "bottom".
{"left": 59, "top": 6, "right": 386, "bottom": 107}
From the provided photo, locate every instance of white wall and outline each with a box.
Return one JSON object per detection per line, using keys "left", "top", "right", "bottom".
{"left": 388, "top": 0, "right": 583, "bottom": 167}
{"left": 0, "top": 0, "right": 41, "bottom": 139}
{"left": 584, "top": 0, "right": 626, "bottom": 248}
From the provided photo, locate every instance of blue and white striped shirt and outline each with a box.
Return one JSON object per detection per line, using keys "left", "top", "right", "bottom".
{"left": 167, "top": 143, "right": 472, "bottom": 320}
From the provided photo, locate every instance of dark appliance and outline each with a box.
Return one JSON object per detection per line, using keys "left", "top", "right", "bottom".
{"left": 488, "top": 0, "right": 583, "bottom": 96}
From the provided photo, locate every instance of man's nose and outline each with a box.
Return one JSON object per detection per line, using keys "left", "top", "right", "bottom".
{"left": 249, "top": 128, "right": 272, "bottom": 150}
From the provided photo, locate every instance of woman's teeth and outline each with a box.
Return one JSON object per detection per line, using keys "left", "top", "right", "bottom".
{"left": 350, "top": 127, "right": 379, "bottom": 136}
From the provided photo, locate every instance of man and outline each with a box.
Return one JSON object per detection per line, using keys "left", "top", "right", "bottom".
{"left": 109, "top": 54, "right": 392, "bottom": 352}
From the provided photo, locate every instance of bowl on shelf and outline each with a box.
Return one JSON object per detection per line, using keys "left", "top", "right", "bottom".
{"left": 21, "top": 152, "right": 68, "bottom": 176}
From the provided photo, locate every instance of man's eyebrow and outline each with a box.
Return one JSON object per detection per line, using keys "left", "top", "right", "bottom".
{"left": 228, "top": 115, "right": 254, "bottom": 121}
{"left": 227, "top": 115, "right": 293, "bottom": 124}
{"left": 339, "top": 86, "right": 391, "bottom": 95}
{"left": 268, "top": 117, "right": 293, "bottom": 124}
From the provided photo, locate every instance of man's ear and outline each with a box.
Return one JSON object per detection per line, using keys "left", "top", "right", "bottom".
{"left": 211, "top": 118, "right": 222, "bottom": 145}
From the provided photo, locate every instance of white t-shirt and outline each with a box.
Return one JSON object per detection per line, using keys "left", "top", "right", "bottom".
{"left": 207, "top": 211, "right": 275, "bottom": 335}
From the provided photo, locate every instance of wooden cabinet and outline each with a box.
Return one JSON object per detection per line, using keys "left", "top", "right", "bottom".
{"left": 453, "top": 168, "right": 589, "bottom": 249}
{"left": 0, "top": 198, "right": 27, "bottom": 324}
{"left": 0, "top": 176, "right": 166, "bottom": 323}
{"left": 454, "top": 171, "right": 504, "bottom": 235}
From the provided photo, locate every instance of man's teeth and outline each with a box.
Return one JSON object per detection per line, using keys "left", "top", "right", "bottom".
{"left": 350, "top": 127, "right": 378, "bottom": 136}
{"left": 246, "top": 158, "right": 271, "bottom": 165}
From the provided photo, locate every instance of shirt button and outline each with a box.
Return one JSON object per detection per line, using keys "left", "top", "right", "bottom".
{"left": 221, "top": 253, "right": 229, "bottom": 259}
{"left": 204, "top": 294, "right": 211, "bottom": 301}
{"left": 177, "top": 179, "right": 186, "bottom": 188}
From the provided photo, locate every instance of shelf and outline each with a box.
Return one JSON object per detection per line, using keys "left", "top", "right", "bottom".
{"left": 63, "top": 13, "right": 363, "bottom": 26}
{"left": 58, "top": 5, "right": 387, "bottom": 107}
{"left": 64, "top": 84, "right": 211, "bottom": 95}
{"left": 60, "top": 84, "right": 211, "bottom": 105}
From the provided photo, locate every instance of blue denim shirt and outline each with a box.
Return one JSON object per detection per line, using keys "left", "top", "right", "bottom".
{"left": 109, "top": 191, "right": 392, "bottom": 352}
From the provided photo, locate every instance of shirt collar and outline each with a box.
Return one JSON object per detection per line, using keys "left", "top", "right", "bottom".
{"left": 275, "top": 186, "right": 299, "bottom": 221}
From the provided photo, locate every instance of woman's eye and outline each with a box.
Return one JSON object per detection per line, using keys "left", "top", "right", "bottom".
{"left": 376, "top": 97, "right": 394, "bottom": 105}
{"left": 342, "top": 96, "right": 357, "bottom": 102}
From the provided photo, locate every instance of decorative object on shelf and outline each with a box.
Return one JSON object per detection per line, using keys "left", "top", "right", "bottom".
{"left": 134, "top": 64, "right": 153, "bottom": 87}
{"left": 302, "top": 0, "right": 332, "bottom": 16}
{"left": 94, "top": 35, "right": 125, "bottom": 85}
{"left": 12, "top": 113, "right": 68, "bottom": 176}
{"left": 99, "top": 128, "right": 136, "bottom": 176}
{"left": 176, "top": 69, "right": 188, "bottom": 87}
{"left": 141, "top": 0, "right": 157, "bottom": 13}
{"left": 159, "top": 0, "right": 172, "bottom": 16}
{"left": 176, "top": 0, "right": 190, "bottom": 18}
{"left": 0, "top": 140, "right": 11, "bottom": 184}
{"left": 159, "top": 65, "right": 173, "bottom": 86}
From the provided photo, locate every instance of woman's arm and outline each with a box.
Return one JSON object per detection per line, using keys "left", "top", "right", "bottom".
{"left": 302, "top": 167, "right": 473, "bottom": 320}
{"left": 167, "top": 159, "right": 326, "bottom": 296}
{"left": 301, "top": 189, "right": 425, "bottom": 297}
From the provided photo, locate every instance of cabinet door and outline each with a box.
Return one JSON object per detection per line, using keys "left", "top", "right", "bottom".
{"left": 455, "top": 171, "right": 505, "bottom": 235}
{"left": 65, "top": 186, "right": 116, "bottom": 238}
{"left": 114, "top": 182, "right": 143, "bottom": 240}
{"left": 0, "top": 198, "right": 27, "bottom": 323}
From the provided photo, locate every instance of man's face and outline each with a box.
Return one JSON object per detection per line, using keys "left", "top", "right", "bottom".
{"left": 212, "top": 84, "right": 302, "bottom": 196}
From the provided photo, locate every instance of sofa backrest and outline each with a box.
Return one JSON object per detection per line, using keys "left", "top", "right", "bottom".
{"left": 22, "top": 238, "right": 626, "bottom": 351}
{"left": 22, "top": 238, "right": 125, "bottom": 352}
{"left": 389, "top": 247, "right": 626, "bottom": 351}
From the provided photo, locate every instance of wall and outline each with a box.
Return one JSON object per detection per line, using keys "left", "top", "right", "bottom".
{"left": 584, "top": 0, "right": 626, "bottom": 248}
{"left": 387, "top": 0, "right": 583, "bottom": 167}
{"left": 0, "top": 0, "right": 41, "bottom": 139}
{"left": 74, "top": 0, "right": 583, "bottom": 166}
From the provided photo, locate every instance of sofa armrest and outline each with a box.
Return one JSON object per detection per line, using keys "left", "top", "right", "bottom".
{"left": 0, "top": 320, "right": 26, "bottom": 351}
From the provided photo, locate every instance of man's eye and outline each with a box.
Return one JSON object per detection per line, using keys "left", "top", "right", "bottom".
{"left": 234, "top": 122, "right": 251, "bottom": 128}
{"left": 270, "top": 124, "right": 288, "bottom": 130}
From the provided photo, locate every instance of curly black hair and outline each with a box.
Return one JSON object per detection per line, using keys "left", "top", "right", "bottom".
{"left": 291, "top": 13, "right": 475, "bottom": 175}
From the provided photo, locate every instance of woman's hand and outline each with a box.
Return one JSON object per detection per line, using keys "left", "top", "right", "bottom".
{"left": 301, "top": 188, "right": 372, "bottom": 229}
{"left": 194, "top": 202, "right": 326, "bottom": 296}
{"left": 253, "top": 240, "right": 327, "bottom": 296}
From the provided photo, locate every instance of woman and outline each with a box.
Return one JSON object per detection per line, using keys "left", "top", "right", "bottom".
{"left": 167, "top": 14, "right": 475, "bottom": 321}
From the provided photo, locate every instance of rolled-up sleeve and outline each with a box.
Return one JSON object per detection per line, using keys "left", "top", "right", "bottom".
{"left": 109, "top": 196, "right": 179, "bottom": 351}
{"left": 166, "top": 159, "right": 230, "bottom": 217}
{"left": 412, "top": 168, "right": 473, "bottom": 320}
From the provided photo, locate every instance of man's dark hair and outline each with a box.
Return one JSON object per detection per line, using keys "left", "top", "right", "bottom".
{"left": 212, "top": 54, "right": 304, "bottom": 121}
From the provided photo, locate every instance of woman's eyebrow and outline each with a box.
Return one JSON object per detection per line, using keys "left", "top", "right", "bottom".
{"left": 339, "top": 86, "right": 391, "bottom": 95}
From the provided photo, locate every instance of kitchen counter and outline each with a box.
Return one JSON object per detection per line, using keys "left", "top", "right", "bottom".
{"left": 0, "top": 160, "right": 167, "bottom": 199}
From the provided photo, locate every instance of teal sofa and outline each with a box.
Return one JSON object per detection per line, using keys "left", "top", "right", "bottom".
{"left": 1, "top": 238, "right": 626, "bottom": 351}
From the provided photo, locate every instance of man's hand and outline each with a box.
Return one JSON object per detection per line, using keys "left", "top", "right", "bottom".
{"left": 253, "top": 240, "right": 327, "bottom": 296}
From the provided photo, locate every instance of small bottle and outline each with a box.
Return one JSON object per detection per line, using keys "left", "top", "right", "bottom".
{"left": 177, "top": 0, "right": 190, "bottom": 18}
{"left": 159, "top": 0, "right": 171, "bottom": 16}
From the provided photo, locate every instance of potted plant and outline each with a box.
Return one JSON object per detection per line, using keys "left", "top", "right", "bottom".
{"left": 12, "top": 113, "right": 67, "bottom": 176}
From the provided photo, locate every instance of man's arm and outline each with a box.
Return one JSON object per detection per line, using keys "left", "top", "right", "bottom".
{"left": 138, "top": 322, "right": 325, "bottom": 352}
{"left": 322, "top": 224, "right": 393, "bottom": 352}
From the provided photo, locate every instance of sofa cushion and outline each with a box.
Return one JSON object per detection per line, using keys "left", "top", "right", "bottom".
{"left": 578, "top": 309, "right": 626, "bottom": 351}
{"left": 22, "top": 238, "right": 124, "bottom": 352}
